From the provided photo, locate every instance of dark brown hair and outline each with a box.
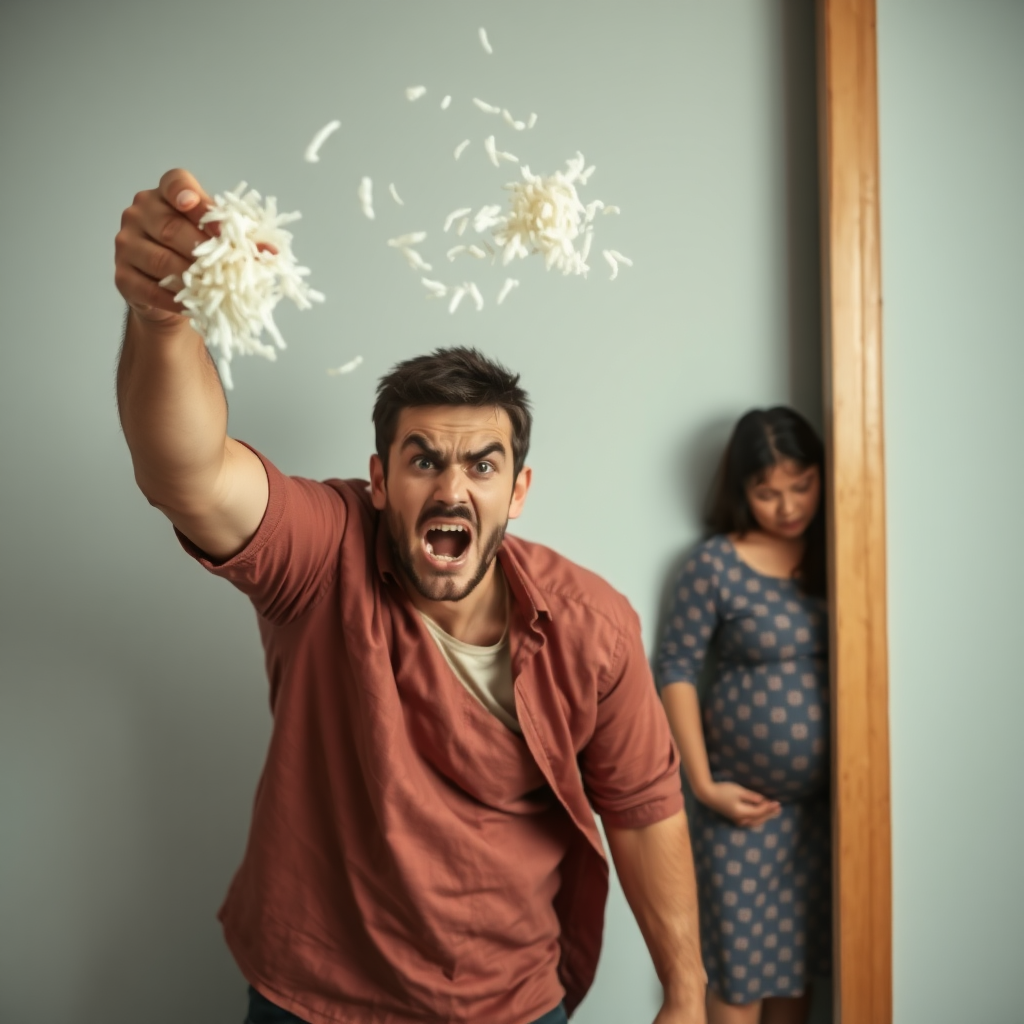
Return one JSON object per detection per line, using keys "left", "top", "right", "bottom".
{"left": 372, "top": 346, "right": 532, "bottom": 476}
{"left": 706, "top": 406, "right": 826, "bottom": 597}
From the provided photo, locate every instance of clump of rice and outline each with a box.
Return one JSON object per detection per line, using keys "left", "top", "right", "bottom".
{"left": 491, "top": 153, "right": 608, "bottom": 275}
{"left": 160, "top": 182, "right": 323, "bottom": 390}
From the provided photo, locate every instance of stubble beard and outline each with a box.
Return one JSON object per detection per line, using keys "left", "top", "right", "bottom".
{"left": 385, "top": 505, "right": 509, "bottom": 603}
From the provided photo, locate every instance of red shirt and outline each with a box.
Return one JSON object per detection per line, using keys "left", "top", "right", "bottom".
{"left": 180, "top": 449, "right": 682, "bottom": 1023}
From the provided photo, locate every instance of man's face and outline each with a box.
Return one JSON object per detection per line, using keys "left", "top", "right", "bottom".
{"left": 370, "top": 405, "right": 531, "bottom": 603}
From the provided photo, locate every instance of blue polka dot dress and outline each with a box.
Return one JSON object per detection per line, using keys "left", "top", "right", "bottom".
{"left": 656, "top": 536, "right": 831, "bottom": 1003}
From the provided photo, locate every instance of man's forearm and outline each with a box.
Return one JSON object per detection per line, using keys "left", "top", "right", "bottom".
{"left": 117, "top": 309, "right": 229, "bottom": 513}
{"left": 605, "top": 811, "right": 706, "bottom": 1009}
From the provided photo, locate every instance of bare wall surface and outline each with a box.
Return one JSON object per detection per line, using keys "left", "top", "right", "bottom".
{"left": 0, "top": 2, "right": 822, "bottom": 1020}
{"left": 878, "top": 2, "right": 1024, "bottom": 1022}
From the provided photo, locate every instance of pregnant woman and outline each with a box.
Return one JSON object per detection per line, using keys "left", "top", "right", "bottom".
{"left": 658, "top": 407, "right": 831, "bottom": 1024}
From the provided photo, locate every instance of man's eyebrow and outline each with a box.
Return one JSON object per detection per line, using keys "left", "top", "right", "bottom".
{"left": 400, "top": 434, "right": 446, "bottom": 464}
{"left": 464, "top": 441, "right": 506, "bottom": 464}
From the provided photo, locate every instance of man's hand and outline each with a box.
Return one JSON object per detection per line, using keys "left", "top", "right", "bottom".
{"left": 695, "top": 780, "right": 780, "bottom": 829}
{"left": 115, "top": 169, "right": 269, "bottom": 561}
{"left": 114, "top": 169, "right": 214, "bottom": 324}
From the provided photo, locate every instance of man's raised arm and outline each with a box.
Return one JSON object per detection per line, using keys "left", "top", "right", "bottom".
{"left": 114, "top": 169, "right": 268, "bottom": 561}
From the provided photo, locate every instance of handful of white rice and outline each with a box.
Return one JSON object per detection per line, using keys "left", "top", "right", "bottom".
{"left": 491, "top": 153, "right": 617, "bottom": 276}
{"left": 161, "top": 181, "right": 324, "bottom": 389}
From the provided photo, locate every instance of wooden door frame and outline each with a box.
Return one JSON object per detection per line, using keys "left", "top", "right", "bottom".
{"left": 815, "top": 1, "right": 892, "bottom": 1021}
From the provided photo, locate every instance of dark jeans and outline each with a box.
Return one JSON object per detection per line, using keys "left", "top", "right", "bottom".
{"left": 245, "top": 986, "right": 568, "bottom": 1024}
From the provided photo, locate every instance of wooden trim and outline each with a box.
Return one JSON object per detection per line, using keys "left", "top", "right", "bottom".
{"left": 815, "top": 1, "right": 893, "bottom": 1021}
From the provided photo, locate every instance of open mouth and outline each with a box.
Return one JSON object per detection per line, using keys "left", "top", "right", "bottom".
{"left": 423, "top": 522, "right": 472, "bottom": 565}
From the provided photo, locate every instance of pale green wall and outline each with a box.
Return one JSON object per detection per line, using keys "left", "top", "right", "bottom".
{"left": 878, "top": 2, "right": 1024, "bottom": 1022}
{"left": 0, "top": 2, "right": 823, "bottom": 1020}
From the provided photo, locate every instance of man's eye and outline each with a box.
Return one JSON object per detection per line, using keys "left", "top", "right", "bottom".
{"left": 476, "top": 462, "right": 494, "bottom": 475}
{"left": 415, "top": 458, "right": 434, "bottom": 471}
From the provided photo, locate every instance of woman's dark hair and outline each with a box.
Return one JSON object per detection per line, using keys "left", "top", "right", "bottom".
{"left": 706, "top": 406, "right": 826, "bottom": 597}
{"left": 373, "top": 346, "right": 532, "bottom": 477}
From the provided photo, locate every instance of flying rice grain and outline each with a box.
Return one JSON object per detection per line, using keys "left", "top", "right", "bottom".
{"left": 609, "top": 249, "right": 633, "bottom": 266}
{"left": 603, "top": 250, "right": 619, "bottom": 280}
{"left": 502, "top": 109, "right": 527, "bottom": 131}
{"left": 456, "top": 217, "right": 470, "bottom": 236}
{"left": 473, "top": 98, "right": 501, "bottom": 115}
{"left": 479, "top": 27, "right": 493, "bottom": 55}
{"left": 496, "top": 278, "right": 520, "bottom": 305}
{"left": 421, "top": 278, "right": 448, "bottom": 297}
{"left": 441, "top": 95, "right": 452, "bottom": 110}
{"left": 304, "top": 120, "right": 341, "bottom": 163}
{"left": 447, "top": 245, "right": 467, "bottom": 261}
{"left": 401, "top": 248, "right": 432, "bottom": 272}
{"left": 581, "top": 228, "right": 594, "bottom": 265}
{"left": 527, "top": 112, "right": 538, "bottom": 129}
{"left": 358, "top": 177, "right": 375, "bottom": 220}
{"left": 467, "top": 282, "right": 485, "bottom": 311}
{"left": 327, "top": 355, "right": 363, "bottom": 376}
{"left": 454, "top": 139, "right": 471, "bottom": 160}
{"left": 448, "top": 286, "right": 466, "bottom": 314}
{"left": 474, "top": 205, "right": 504, "bottom": 232}
{"left": 388, "top": 183, "right": 405, "bottom": 206}
{"left": 160, "top": 181, "right": 323, "bottom": 390}
{"left": 444, "top": 207, "right": 473, "bottom": 232}
{"left": 387, "top": 232, "right": 428, "bottom": 248}
{"left": 484, "top": 135, "right": 500, "bottom": 168}
{"left": 467, "top": 245, "right": 487, "bottom": 259}
{"left": 405, "top": 85, "right": 427, "bottom": 101}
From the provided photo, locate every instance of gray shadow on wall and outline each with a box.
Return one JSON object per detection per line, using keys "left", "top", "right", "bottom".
{"left": 650, "top": 414, "right": 734, "bottom": 671}
{"left": 778, "top": 9, "right": 833, "bottom": 1019}
{"left": 780, "top": 0, "right": 824, "bottom": 430}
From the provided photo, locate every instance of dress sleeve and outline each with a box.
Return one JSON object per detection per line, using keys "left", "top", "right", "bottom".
{"left": 579, "top": 606, "right": 684, "bottom": 830}
{"left": 655, "top": 541, "right": 722, "bottom": 691}
{"left": 175, "top": 444, "right": 349, "bottom": 626}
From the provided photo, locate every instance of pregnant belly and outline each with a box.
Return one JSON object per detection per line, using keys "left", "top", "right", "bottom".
{"left": 703, "top": 661, "right": 829, "bottom": 802}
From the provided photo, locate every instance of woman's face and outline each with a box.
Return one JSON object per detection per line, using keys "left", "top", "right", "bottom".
{"left": 745, "top": 460, "right": 821, "bottom": 540}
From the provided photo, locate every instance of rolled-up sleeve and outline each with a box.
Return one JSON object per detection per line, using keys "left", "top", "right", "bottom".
{"left": 580, "top": 608, "right": 683, "bottom": 829}
{"left": 175, "top": 445, "right": 349, "bottom": 626}
{"left": 656, "top": 546, "right": 722, "bottom": 691}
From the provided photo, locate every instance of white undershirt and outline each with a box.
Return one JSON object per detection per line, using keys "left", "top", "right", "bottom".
{"left": 418, "top": 612, "right": 520, "bottom": 733}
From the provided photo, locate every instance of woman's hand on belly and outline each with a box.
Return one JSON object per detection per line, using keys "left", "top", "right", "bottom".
{"left": 694, "top": 781, "right": 781, "bottom": 828}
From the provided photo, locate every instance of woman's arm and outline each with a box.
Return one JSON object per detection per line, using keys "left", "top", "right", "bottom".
{"left": 661, "top": 683, "right": 780, "bottom": 828}
{"left": 660, "top": 684, "right": 713, "bottom": 799}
